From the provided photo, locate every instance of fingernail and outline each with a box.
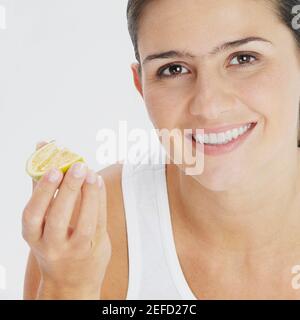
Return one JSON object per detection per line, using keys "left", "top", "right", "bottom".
{"left": 71, "top": 162, "right": 87, "bottom": 178}
{"left": 47, "top": 168, "right": 61, "bottom": 183}
{"left": 36, "top": 141, "right": 46, "bottom": 149}
{"left": 86, "top": 170, "right": 96, "bottom": 184}
{"left": 97, "top": 175, "right": 103, "bottom": 188}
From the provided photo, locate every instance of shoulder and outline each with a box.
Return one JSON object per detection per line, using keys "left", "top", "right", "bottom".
{"left": 97, "top": 162, "right": 129, "bottom": 300}
{"left": 97, "top": 162, "right": 124, "bottom": 229}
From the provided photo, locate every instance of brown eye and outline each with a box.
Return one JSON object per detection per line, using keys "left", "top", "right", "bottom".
{"left": 158, "top": 64, "right": 189, "bottom": 78}
{"left": 229, "top": 54, "right": 257, "bottom": 66}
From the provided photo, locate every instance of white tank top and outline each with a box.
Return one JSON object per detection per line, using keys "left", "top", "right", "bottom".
{"left": 121, "top": 144, "right": 198, "bottom": 300}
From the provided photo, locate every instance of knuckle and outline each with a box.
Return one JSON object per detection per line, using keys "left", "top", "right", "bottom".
{"left": 21, "top": 221, "right": 40, "bottom": 243}
{"left": 67, "top": 230, "right": 96, "bottom": 257}
{"left": 38, "top": 181, "right": 55, "bottom": 197}
{"left": 64, "top": 179, "right": 80, "bottom": 193}
{"left": 70, "top": 242, "right": 92, "bottom": 258}
{"left": 83, "top": 180, "right": 98, "bottom": 192}
{"left": 85, "top": 185, "right": 99, "bottom": 198}
{"left": 22, "top": 206, "right": 32, "bottom": 226}
{"left": 45, "top": 218, "right": 65, "bottom": 233}
{"left": 21, "top": 226, "right": 31, "bottom": 242}
{"left": 22, "top": 206, "right": 41, "bottom": 229}
{"left": 73, "top": 228, "right": 94, "bottom": 243}
{"left": 22, "top": 209, "right": 39, "bottom": 228}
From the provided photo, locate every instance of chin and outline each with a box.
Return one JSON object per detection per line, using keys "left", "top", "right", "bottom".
{"left": 190, "top": 165, "right": 246, "bottom": 192}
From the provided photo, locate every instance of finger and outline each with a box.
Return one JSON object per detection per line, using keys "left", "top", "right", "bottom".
{"left": 23, "top": 168, "right": 63, "bottom": 243}
{"left": 95, "top": 175, "right": 107, "bottom": 242}
{"left": 32, "top": 141, "right": 50, "bottom": 192}
{"left": 71, "top": 170, "right": 101, "bottom": 243}
{"left": 43, "top": 162, "right": 88, "bottom": 242}
{"left": 69, "top": 190, "right": 82, "bottom": 231}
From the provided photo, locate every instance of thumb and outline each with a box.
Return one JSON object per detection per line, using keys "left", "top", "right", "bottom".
{"left": 31, "top": 141, "right": 48, "bottom": 193}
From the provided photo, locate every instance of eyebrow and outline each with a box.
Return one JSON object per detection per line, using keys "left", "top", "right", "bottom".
{"left": 142, "top": 36, "right": 273, "bottom": 66}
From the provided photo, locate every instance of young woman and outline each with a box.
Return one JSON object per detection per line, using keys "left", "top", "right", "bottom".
{"left": 23, "top": 0, "right": 300, "bottom": 299}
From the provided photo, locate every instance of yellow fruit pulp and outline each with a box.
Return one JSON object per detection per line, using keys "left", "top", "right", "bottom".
{"left": 26, "top": 141, "right": 85, "bottom": 181}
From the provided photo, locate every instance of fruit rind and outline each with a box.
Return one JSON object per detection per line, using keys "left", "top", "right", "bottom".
{"left": 26, "top": 141, "right": 85, "bottom": 181}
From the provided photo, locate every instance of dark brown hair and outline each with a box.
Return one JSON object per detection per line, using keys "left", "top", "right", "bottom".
{"left": 126, "top": 0, "right": 300, "bottom": 146}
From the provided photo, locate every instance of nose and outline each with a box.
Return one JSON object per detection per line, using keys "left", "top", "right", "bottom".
{"left": 189, "top": 72, "right": 235, "bottom": 119}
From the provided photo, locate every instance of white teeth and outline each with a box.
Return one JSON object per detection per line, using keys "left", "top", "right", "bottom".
{"left": 231, "top": 128, "right": 239, "bottom": 139}
{"left": 193, "top": 123, "right": 252, "bottom": 145}
{"left": 209, "top": 133, "right": 217, "bottom": 144}
{"left": 217, "top": 132, "right": 225, "bottom": 144}
{"left": 225, "top": 130, "right": 232, "bottom": 142}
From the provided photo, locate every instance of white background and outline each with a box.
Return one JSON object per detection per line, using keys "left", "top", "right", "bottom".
{"left": 0, "top": 0, "right": 154, "bottom": 299}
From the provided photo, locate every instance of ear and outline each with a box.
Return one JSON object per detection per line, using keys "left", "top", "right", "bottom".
{"left": 131, "top": 63, "right": 143, "bottom": 98}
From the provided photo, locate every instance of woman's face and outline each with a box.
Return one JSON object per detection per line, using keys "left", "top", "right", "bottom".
{"left": 131, "top": 0, "right": 300, "bottom": 191}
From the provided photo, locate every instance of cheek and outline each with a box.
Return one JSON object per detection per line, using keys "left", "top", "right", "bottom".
{"left": 143, "top": 82, "right": 188, "bottom": 129}
{"left": 236, "top": 65, "right": 299, "bottom": 140}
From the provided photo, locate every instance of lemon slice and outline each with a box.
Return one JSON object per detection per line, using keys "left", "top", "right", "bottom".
{"left": 26, "top": 141, "right": 85, "bottom": 181}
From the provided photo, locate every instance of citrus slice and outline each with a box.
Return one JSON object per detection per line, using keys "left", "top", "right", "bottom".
{"left": 26, "top": 141, "right": 85, "bottom": 181}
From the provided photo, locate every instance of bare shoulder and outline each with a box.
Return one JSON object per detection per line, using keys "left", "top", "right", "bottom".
{"left": 97, "top": 162, "right": 128, "bottom": 300}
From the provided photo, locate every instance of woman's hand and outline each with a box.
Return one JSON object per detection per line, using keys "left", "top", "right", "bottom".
{"left": 22, "top": 142, "right": 112, "bottom": 299}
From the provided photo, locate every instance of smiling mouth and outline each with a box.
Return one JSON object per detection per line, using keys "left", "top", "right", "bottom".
{"left": 191, "top": 122, "right": 257, "bottom": 145}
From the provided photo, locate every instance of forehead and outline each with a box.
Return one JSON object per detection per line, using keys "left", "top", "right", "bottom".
{"left": 138, "top": 0, "right": 280, "bottom": 57}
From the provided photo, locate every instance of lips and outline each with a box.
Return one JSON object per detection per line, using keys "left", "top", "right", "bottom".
{"left": 187, "top": 121, "right": 258, "bottom": 156}
{"left": 189, "top": 121, "right": 257, "bottom": 135}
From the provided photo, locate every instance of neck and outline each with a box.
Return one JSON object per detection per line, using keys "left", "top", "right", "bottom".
{"left": 167, "top": 145, "right": 300, "bottom": 255}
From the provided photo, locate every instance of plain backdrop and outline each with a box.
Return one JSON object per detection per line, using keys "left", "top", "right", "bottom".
{"left": 0, "top": 0, "right": 156, "bottom": 299}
